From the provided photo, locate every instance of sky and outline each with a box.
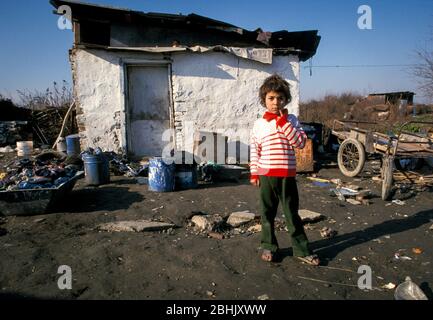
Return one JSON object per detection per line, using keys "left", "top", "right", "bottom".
{"left": 0, "top": 0, "right": 432, "bottom": 104}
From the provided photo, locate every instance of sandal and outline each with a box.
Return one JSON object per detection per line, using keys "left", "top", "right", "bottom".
{"left": 297, "top": 254, "right": 320, "bottom": 266}
{"left": 261, "top": 249, "right": 276, "bottom": 262}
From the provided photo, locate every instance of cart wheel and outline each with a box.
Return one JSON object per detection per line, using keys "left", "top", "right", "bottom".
{"left": 381, "top": 155, "right": 394, "bottom": 201}
{"left": 337, "top": 138, "right": 366, "bottom": 177}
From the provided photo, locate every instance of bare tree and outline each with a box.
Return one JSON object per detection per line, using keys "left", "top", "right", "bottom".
{"left": 412, "top": 48, "right": 433, "bottom": 102}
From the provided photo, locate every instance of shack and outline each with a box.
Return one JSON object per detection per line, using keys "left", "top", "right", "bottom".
{"left": 51, "top": 0, "right": 320, "bottom": 162}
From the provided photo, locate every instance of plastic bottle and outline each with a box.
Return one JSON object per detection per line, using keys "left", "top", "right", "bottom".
{"left": 394, "top": 276, "right": 428, "bottom": 300}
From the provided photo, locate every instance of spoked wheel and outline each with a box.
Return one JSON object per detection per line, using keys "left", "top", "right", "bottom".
{"left": 337, "top": 138, "right": 366, "bottom": 177}
{"left": 381, "top": 155, "right": 394, "bottom": 201}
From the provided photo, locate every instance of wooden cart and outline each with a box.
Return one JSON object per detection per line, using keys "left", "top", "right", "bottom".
{"left": 331, "top": 120, "right": 433, "bottom": 200}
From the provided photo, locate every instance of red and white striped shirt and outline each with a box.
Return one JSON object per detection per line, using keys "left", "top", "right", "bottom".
{"left": 250, "top": 112, "right": 307, "bottom": 179}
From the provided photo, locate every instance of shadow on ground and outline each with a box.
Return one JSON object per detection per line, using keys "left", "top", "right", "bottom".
{"left": 55, "top": 186, "right": 144, "bottom": 213}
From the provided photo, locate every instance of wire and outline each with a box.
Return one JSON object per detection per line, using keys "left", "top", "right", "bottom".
{"left": 302, "top": 63, "right": 426, "bottom": 68}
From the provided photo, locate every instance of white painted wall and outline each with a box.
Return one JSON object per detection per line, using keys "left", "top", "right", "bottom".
{"left": 71, "top": 48, "right": 300, "bottom": 157}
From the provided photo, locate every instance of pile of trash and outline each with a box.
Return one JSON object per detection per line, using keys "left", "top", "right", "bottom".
{"left": 0, "top": 153, "right": 78, "bottom": 191}
{"left": 101, "top": 151, "right": 148, "bottom": 177}
{"left": 307, "top": 176, "right": 373, "bottom": 205}
{"left": 198, "top": 162, "right": 247, "bottom": 183}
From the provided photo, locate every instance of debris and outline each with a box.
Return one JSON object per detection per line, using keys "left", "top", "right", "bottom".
{"left": 307, "top": 177, "right": 330, "bottom": 183}
{"left": 98, "top": 220, "right": 175, "bottom": 232}
{"left": 412, "top": 248, "right": 423, "bottom": 254}
{"left": 191, "top": 214, "right": 223, "bottom": 231}
{"left": 247, "top": 224, "right": 262, "bottom": 233}
{"left": 327, "top": 218, "right": 337, "bottom": 224}
{"left": 381, "top": 283, "right": 396, "bottom": 290}
{"left": 298, "top": 209, "right": 324, "bottom": 222}
{"left": 330, "top": 178, "right": 342, "bottom": 185}
{"left": 206, "top": 290, "right": 216, "bottom": 298}
{"left": 312, "top": 181, "right": 331, "bottom": 187}
{"left": 394, "top": 252, "right": 412, "bottom": 261}
{"left": 346, "top": 184, "right": 361, "bottom": 191}
{"left": 0, "top": 156, "right": 79, "bottom": 191}
{"left": 372, "top": 176, "right": 382, "bottom": 182}
{"left": 394, "top": 276, "right": 428, "bottom": 300}
{"left": 346, "top": 199, "right": 362, "bottom": 205}
{"left": 339, "top": 187, "right": 360, "bottom": 196}
{"left": 226, "top": 211, "right": 256, "bottom": 227}
{"left": 33, "top": 218, "right": 46, "bottom": 223}
{"left": 320, "top": 227, "right": 337, "bottom": 238}
{"left": 355, "top": 190, "right": 372, "bottom": 201}
{"left": 0, "top": 146, "right": 14, "bottom": 153}
{"left": 392, "top": 199, "right": 406, "bottom": 206}
{"left": 331, "top": 189, "right": 346, "bottom": 201}
{"left": 430, "top": 224, "right": 433, "bottom": 231}
{"left": 257, "top": 294, "right": 269, "bottom": 300}
{"left": 352, "top": 257, "right": 358, "bottom": 261}
{"left": 208, "top": 231, "right": 224, "bottom": 240}
{"left": 136, "top": 177, "right": 148, "bottom": 185}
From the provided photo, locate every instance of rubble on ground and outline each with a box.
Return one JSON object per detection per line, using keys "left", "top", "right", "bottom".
{"left": 298, "top": 209, "right": 324, "bottom": 222}
{"left": 226, "top": 211, "right": 256, "bottom": 227}
{"left": 98, "top": 220, "right": 175, "bottom": 232}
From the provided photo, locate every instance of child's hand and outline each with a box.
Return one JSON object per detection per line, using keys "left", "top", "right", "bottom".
{"left": 279, "top": 108, "right": 288, "bottom": 117}
{"left": 250, "top": 178, "right": 260, "bottom": 187}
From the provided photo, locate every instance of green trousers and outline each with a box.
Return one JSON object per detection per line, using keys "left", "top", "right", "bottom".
{"left": 259, "top": 176, "right": 311, "bottom": 257}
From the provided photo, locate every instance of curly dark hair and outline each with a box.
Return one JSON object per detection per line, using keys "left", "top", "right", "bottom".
{"left": 259, "top": 74, "right": 292, "bottom": 107}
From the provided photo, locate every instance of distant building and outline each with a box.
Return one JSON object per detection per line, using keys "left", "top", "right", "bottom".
{"left": 368, "top": 91, "right": 415, "bottom": 106}
{"left": 51, "top": 0, "right": 320, "bottom": 159}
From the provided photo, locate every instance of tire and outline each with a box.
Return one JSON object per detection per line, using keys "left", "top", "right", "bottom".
{"left": 381, "top": 156, "right": 394, "bottom": 201}
{"left": 337, "top": 138, "right": 366, "bottom": 177}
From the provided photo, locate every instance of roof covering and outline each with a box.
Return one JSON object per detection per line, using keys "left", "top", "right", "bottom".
{"left": 50, "top": 0, "right": 320, "bottom": 61}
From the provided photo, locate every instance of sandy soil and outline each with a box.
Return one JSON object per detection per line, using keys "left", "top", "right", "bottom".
{"left": 0, "top": 158, "right": 432, "bottom": 300}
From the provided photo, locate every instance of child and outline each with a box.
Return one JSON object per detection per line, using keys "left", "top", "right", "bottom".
{"left": 250, "top": 74, "right": 320, "bottom": 266}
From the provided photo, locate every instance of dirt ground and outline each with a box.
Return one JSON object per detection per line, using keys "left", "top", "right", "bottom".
{"left": 0, "top": 156, "right": 432, "bottom": 300}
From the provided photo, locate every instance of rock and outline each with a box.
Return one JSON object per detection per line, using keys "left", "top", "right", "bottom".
{"left": 33, "top": 218, "right": 46, "bottom": 223}
{"left": 257, "top": 294, "right": 269, "bottom": 300}
{"left": 98, "top": 220, "right": 175, "bottom": 232}
{"left": 430, "top": 224, "right": 433, "bottom": 230}
{"left": 191, "top": 214, "right": 223, "bottom": 231}
{"left": 298, "top": 209, "right": 324, "bottom": 222}
{"left": 247, "top": 224, "right": 262, "bottom": 233}
{"left": 226, "top": 211, "right": 256, "bottom": 227}
{"left": 346, "top": 199, "right": 362, "bottom": 205}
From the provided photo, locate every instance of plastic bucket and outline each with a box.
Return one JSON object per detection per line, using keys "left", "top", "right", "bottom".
{"left": 66, "top": 134, "right": 81, "bottom": 156}
{"left": 16, "top": 141, "right": 33, "bottom": 157}
{"left": 56, "top": 138, "right": 67, "bottom": 153}
{"left": 148, "top": 157, "right": 175, "bottom": 192}
{"left": 175, "top": 164, "right": 198, "bottom": 190}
